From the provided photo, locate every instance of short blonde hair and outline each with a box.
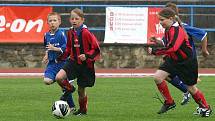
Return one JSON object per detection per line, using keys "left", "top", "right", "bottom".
{"left": 47, "top": 12, "right": 61, "bottom": 21}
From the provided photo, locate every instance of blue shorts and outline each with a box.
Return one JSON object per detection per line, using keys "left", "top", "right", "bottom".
{"left": 44, "top": 61, "right": 66, "bottom": 81}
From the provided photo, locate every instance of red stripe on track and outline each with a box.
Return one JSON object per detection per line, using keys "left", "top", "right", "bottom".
{"left": 0, "top": 68, "right": 214, "bottom": 74}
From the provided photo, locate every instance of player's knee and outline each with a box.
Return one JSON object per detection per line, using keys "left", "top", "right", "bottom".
{"left": 55, "top": 70, "right": 66, "bottom": 82}
{"left": 43, "top": 78, "right": 54, "bottom": 85}
{"left": 166, "top": 76, "right": 172, "bottom": 82}
{"left": 187, "top": 85, "right": 198, "bottom": 95}
{"left": 78, "top": 87, "right": 85, "bottom": 97}
{"left": 153, "top": 74, "right": 163, "bottom": 84}
{"left": 55, "top": 74, "right": 62, "bottom": 82}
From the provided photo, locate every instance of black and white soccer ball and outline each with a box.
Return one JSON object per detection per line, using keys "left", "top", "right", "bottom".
{"left": 52, "top": 100, "right": 70, "bottom": 118}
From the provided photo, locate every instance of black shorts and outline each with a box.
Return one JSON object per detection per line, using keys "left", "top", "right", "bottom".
{"left": 159, "top": 57, "right": 198, "bottom": 86}
{"left": 62, "top": 59, "right": 95, "bottom": 88}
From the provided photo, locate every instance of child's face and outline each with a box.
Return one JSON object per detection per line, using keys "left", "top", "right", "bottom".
{"left": 47, "top": 15, "right": 61, "bottom": 31}
{"left": 70, "top": 12, "right": 84, "bottom": 29}
{"left": 158, "top": 15, "right": 173, "bottom": 29}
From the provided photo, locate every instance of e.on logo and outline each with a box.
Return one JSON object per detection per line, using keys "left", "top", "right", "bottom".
{"left": 0, "top": 15, "right": 43, "bottom": 32}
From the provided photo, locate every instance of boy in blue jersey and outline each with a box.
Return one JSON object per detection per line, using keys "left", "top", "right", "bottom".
{"left": 42, "top": 12, "right": 76, "bottom": 112}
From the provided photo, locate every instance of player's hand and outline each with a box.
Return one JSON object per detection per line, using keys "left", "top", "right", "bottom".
{"left": 149, "top": 36, "right": 161, "bottom": 43}
{"left": 202, "top": 49, "right": 209, "bottom": 57}
{"left": 147, "top": 47, "right": 153, "bottom": 55}
{"left": 78, "top": 54, "right": 86, "bottom": 61}
{"left": 149, "top": 36, "right": 157, "bottom": 42}
{"left": 46, "top": 43, "right": 55, "bottom": 51}
{"left": 42, "top": 55, "right": 48, "bottom": 64}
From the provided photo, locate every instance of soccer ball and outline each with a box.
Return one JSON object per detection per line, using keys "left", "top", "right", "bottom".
{"left": 52, "top": 100, "right": 70, "bottom": 118}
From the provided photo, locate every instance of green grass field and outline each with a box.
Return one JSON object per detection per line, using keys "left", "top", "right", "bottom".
{"left": 0, "top": 77, "right": 214, "bottom": 121}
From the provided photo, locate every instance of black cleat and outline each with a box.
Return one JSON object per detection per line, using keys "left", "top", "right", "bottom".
{"left": 181, "top": 92, "right": 191, "bottom": 105}
{"left": 73, "top": 109, "right": 87, "bottom": 116}
{"left": 157, "top": 101, "right": 176, "bottom": 114}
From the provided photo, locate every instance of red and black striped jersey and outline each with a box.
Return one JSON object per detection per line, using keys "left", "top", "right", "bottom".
{"left": 62, "top": 25, "right": 100, "bottom": 68}
{"left": 152, "top": 22, "right": 192, "bottom": 61}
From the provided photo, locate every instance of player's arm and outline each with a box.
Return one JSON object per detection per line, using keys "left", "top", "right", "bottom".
{"left": 57, "top": 31, "right": 72, "bottom": 61}
{"left": 151, "top": 27, "right": 185, "bottom": 55}
{"left": 46, "top": 43, "right": 62, "bottom": 52}
{"left": 201, "top": 36, "right": 209, "bottom": 57}
{"left": 55, "top": 31, "right": 68, "bottom": 63}
{"left": 79, "top": 32, "right": 100, "bottom": 61}
{"left": 58, "top": 31, "right": 67, "bottom": 54}
{"left": 149, "top": 36, "right": 164, "bottom": 46}
{"left": 42, "top": 35, "right": 48, "bottom": 64}
{"left": 42, "top": 51, "right": 48, "bottom": 64}
{"left": 183, "top": 24, "right": 209, "bottom": 57}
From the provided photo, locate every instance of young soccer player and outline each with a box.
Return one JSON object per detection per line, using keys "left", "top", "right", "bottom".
{"left": 166, "top": 2, "right": 209, "bottom": 105}
{"left": 151, "top": 2, "right": 210, "bottom": 106}
{"left": 148, "top": 8, "right": 212, "bottom": 117}
{"left": 42, "top": 12, "right": 76, "bottom": 111}
{"left": 55, "top": 8, "right": 100, "bottom": 116}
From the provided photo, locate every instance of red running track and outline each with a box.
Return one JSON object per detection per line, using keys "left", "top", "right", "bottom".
{"left": 0, "top": 68, "right": 215, "bottom": 73}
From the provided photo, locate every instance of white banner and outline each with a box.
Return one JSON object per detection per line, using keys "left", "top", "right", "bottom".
{"left": 104, "top": 7, "right": 148, "bottom": 44}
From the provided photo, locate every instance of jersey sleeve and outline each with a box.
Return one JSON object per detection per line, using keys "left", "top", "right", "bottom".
{"left": 183, "top": 24, "right": 207, "bottom": 41}
{"left": 60, "top": 30, "right": 72, "bottom": 60}
{"left": 59, "top": 31, "right": 67, "bottom": 53}
{"left": 85, "top": 31, "right": 101, "bottom": 61}
{"left": 152, "top": 27, "right": 186, "bottom": 55}
{"left": 43, "top": 33, "right": 47, "bottom": 47}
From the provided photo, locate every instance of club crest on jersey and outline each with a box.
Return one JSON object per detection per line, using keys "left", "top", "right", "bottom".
{"left": 74, "top": 44, "right": 80, "bottom": 47}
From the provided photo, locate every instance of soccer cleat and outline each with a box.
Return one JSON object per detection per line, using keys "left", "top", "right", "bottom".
{"left": 181, "top": 92, "right": 191, "bottom": 105}
{"left": 194, "top": 106, "right": 213, "bottom": 117}
{"left": 157, "top": 101, "right": 176, "bottom": 114}
{"left": 60, "top": 85, "right": 76, "bottom": 101}
{"left": 69, "top": 80, "right": 75, "bottom": 84}
{"left": 70, "top": 107, "right": 77, "bottom": 114}
{"left": 73, "top": 109, "right": 87, "bottom": 116}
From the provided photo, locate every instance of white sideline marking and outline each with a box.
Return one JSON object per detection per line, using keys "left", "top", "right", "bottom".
{"left": 0, "top": 73, "right": 214, "bottom": 77}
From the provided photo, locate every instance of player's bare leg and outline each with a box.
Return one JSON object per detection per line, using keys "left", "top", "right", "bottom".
{"left": 56, "top": 69, "right": 75, "bottom": 101}
{"left": 43, "top": 78, "right": 54, "bottom": 85}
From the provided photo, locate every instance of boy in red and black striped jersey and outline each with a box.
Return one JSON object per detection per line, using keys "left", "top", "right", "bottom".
{"left": 55, "top": 8, "right": 100, "bottom": 116}
{"left": 148, "top": 8, "right": 212, "bottom": 117}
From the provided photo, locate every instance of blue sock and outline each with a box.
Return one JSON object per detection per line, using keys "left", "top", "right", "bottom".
{"left": 169, "top": 76, "right": 188, "bottom": 93}
{"left": 67, "top": 93, "right": 75, "bottom": 108}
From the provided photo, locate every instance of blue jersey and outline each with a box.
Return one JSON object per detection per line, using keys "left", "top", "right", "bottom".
{"left": 183, "top": 23, "right": 207, "bottom": 57}
{"left": 44, "top": 29, "right": 67, "bottom": 62}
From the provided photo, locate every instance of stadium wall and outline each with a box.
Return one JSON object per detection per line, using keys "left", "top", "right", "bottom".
{"left": 0, "top": 44, "right": 214, "bottom": 68}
